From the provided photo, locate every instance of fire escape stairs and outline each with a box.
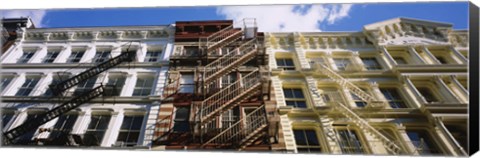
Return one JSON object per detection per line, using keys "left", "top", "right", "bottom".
{"left": 310, "top": 62, "right": 409, "bottom": 155}
{"left": 197, "top": 70, "right": 263, "bottom": 126}
{"left": 201, "top": 25, "right": 244, "bottom": 53}
{"left": 3, "top": 51, "right": 136, "bottom": 145}
{"left": 203, "top": 39, "right": 258, "bottom": 84}
{"left": 3, "top": 85, "right": 105, "bottom": 144}
{"left": 49, "top": 51, "right": 136, "bottom": 96}
{"left": 200, "top": 105, "right": 268, "bottom": 150}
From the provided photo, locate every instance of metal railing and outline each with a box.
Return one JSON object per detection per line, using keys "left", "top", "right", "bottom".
{"left": 162, "top": 72, "right": 181, "bottom": 100}
{"left": 311, "top": 61, "right": 388, "bottom": 108}
{"left": 198, "top": 70, "right": 264, "bottom": 123}
{"left": 332, "top": 102, "right": 406, "bottom": 154}
{"left": 202, "top": 104, "right": 267, "bottom": 146}
{"left": 203, "top": 39, "right": 257, "bottom": 83}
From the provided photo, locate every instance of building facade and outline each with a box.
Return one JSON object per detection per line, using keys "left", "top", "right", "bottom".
{"left": 266, "top": 18, "right": 468, "bottom": 156}
{"left": 1, "top": 23, "right": 174, "bottom": 148}
{"left": 0, "top": 17, "right": 469, "bottom": 156}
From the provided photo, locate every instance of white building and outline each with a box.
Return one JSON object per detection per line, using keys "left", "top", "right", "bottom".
{"left": 1, "top": 24, "right": 175, "bottom": 148}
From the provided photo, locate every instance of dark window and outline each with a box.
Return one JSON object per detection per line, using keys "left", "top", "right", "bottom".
{"left": 117, "top": 115, "right": 144, "bottom": 147}
{"left": 73, "top": 77, "right": 97, "bottom": 96}
{"left": 351, "top": 93, "right": 367, "bottom": 108}
{"left": 145, "top": 50, "right": 161, "bottom": 62}
{"left": 1, "top": 110, "right": 14, "bottom": 128}
{"left": 67, "top": 50, "right": 85, "bottom": 63}
{"left": 293, "top": 129, "right": 322, "bottom": 153}
{"left": 15, "top": 77, "right": 40, "bottom": 96}
{"left": 0, "top": 76, "right": 14, "bottom": 92}
{"left": 393, "top": 57, "right": 407, "bottom": 65}
{"left": 380, "top": 88, "right": 407, "bottom": 108}
{"left": 416, "top": 87, "right": 439, "bottom": 103}
{"left": 406, "top": 130, "right": 441, "bottom": 155}
{"left": 18, "top": 50, "right": 35, "bottom": 63}
{"left": 361, "top": 57, "right": 382, "bottom": 70}
{"left": 85, "top": 114, "right": 111, "bottom": 146}
{"left": 106, "top": 75, "right": 126, "bottom": 96}
{"left": 93, "top": 50, "right": 110, "bottom": 63}
{"left": 43, "top": 51, "right": 60, "bottom": 63}
{"left": 221, "top": 108, "right": 239, "bottom": 129}
{"left": 333, "top": 58, "right": 351, "bottom": 71}
{"left": 283, "top": 88, "right": 307, "bottom": 108}
{"left": 435, "top": 56, "right": 448, "bottom": 64}
{"left": 173, "top": 107, "right": 190, "bottom": 132}
{"left": 132, "top": 77, "right": 154, "bottom": 96}
{"left": 49, "top": 114, "right": 78, "bottom": 139}
{"left": 16, "top": 113, "right": 44, "bottom": 144}
{"left": 276, "top": 58, "right": 296, "bottom": 70}
{"left": 336, "top": 129, "right": 365, "bottom": 154}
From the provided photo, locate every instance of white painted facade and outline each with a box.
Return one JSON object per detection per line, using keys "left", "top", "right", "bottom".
{"left": 1, "top": 25, "right": 175, "bottom": 148}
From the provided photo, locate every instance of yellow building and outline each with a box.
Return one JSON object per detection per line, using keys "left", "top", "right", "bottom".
{"left": 266, "top": 17, "right": 468, "bottom": 156}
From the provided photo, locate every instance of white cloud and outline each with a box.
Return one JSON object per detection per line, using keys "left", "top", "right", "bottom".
{"left": 0, "top": 10, "right": 47, "bottom": 27}
{"left": 216, "top": 4, "right": 354, "bottom": 32}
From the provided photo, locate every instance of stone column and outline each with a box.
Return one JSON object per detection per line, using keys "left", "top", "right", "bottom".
{"left": 121, "top": 72, "right": 137, "bottom": 97}
{"left": 54, "top": 46, "right": 71, "bottom": 63}
{"left": 407, "top": 46, "right": 426, "bottom": 64}
{"left": 80, "top": 44, "right": 96, "bottom": 63}
{"left": 30, "top": 45, "right": 47, "bottom": 63}
{"left": 421, "top": 46, "right": 441, "bottom": 64}
{"left": 3, "top": 73, "right": 26, "bottom": 96}
{"left": 102, "top": 110, "right": 124, "bottom": 147}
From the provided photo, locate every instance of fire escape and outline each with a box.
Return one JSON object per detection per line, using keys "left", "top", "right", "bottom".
{"left": 191, "top": 19, "right": 272, "bottom": 150}
{"left": 309, "top": 61, "right": 410, "bottom": 155}
{"left": 2, "top": 50, "right": 136, "bottom": 145}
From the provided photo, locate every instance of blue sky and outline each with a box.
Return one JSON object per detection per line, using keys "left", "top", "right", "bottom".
{"left": 1, "top": 2, "right": 469, "bottom": 32}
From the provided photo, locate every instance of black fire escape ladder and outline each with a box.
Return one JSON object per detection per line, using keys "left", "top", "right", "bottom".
{"left": 3, "top": 85, "right": 105, "bottom": 144}
{"left": 49, "top": 51, "right": 136, "bottom": 96}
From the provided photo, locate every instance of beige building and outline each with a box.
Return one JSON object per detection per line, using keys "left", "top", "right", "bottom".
{"left": 266, "top": 17, "right": 468, "bottom": 156}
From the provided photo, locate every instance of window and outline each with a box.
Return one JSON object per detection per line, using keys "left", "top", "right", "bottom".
{"left": 283, "top": 88, "right": 307, "bottom": 108}
{"left": 1, "top": 75, "right": 14, "bottom": 92}
{"left": 49, "top": 114, "right": 78, "bottom": 140}
{"left": 85, "top": 114, "right": 111, "bottom": 146}
{"left": 393, "top": 57, "right": 407, "bottom": 65}
{"left": 416, "top": 87, "right": 439, "bottom": 103}
{"left": 117, "top": 115, "right": 144, "bottom": 147}
{"left": 351, "top": 93, "right": 367, "bottom": 108}
{"left": 380, "top": 88, "right": 407, "bottom": 108}
{"left": 16, "top": 112, "right": 44, "bottom": 144}
{"left": 145, "top": 50, "right": 161, "bottom": 62}
{"left": 173, "top": 107, "right": 190, "bottom": 132}
{"left": 336, "top": 129, "right": 365, "bottom": 154}
{"left": 276, "top": 58, "right": 295, "bottom": 70}
{"left": 132, "top": 77, "right": 154, "bottom": 96}
{"left": 105, "top": 75, "right": 126, "bottom": 96}
{"left": 361, "top": 57, "right": 382, "bottom": 70}
{"left": 18, "top": 50, "right": 36, "bottom": 63}
{"left": 333, "top": 58, "right": 351, "bottom": 71}
{"left": 2, "top": 110, "right": 14, "bottom": 128}
{"left": 309, "top": 58, "right": 325, "bottom": 67}
{"left": 179, "top": 73, "right": 194, "bottom": 93}
{"left": 67, "top": 50, "right": 85, "bottom": 63}
{"left": 406, "top": 130, "right": 441, "bottom": 155}
{"left": 43, "top": 50, "right": 60, "bottom": 63}
{"left": 221, "top": 108, "right": 239, "bottom": 129}
{"left": 73, "top": 77, "right": 97, "bottom": 96}
{"left": 434, "top": 56, "right": 448, "bottom": 64}
{"left": 93, "top": 50, "right": 110, "bottom": 63}
{"left": 293, "top": 129, "right": 322, "bottom": 153}
{"left": 15, "top": 77, "right": 40, "bottom": 96}
{"left": 221, "top": 73, "right": 237, "bottom": 88}
{"left": 44, "top": 73, "right": 70, "bottom": 96}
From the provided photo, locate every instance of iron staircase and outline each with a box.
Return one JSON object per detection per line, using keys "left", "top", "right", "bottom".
{"left": 3, "top": 85, "right": 105, "bottom": 144}
{"left": 201, "top": 104, "right": 268, "bottom": 150}
{"left": 193, "top": 19, "right": 270, "bottom": 149}
{"left": 49, "top": 51, "right": 136, "bottom": 95}
{"left": 310, "top": 61, "right": 409, "bottom": 154}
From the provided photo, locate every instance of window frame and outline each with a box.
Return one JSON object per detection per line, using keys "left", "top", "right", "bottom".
{"left": 84, "top": 114, "right": 112, "bottom": 146}
{"left": 276, "top": 58, "right": 296, "bottom": 70}
{"left": 93, "top": 49, "right": 111, "bottom": 63}
{"left": 42, "top": 50, "right": 60, "bottom": 63}
{"left": 144, "top": 50, "right": 162, "bottom": 62}
{"left": 293, "top": 129, "right": 323, "bottom": 153}
{"left": 18, "top": 49, "right": 36, "bottom": 63}
{"left": 116, "top": 114, "right": 145, "bottom": 147}
{"left": 361, "top": 57, "right": 382, "bottom": 70}
{"left": 380, "top": 87, "right": 408, "bottom": 108}
{"left": 67, "top": 49, "right": 85, "bottom": 63}
{"left": 15, "top": 76, "right": 40, "bottom": 96}
{"left": 132, "top": 76, "right": 154, "bottom": 96}
{"left": 333, "top": 57, "right": 352, "bottom": 71}
{"left": 283, "top": 88, "right": 307, "bottom": 108}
